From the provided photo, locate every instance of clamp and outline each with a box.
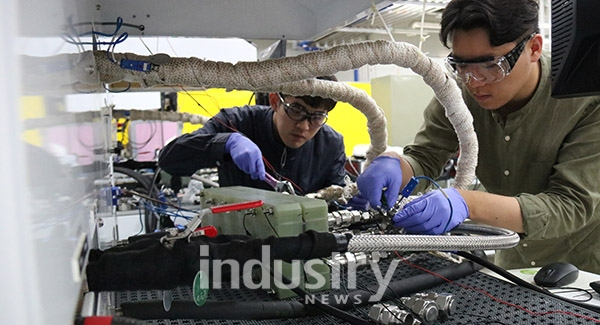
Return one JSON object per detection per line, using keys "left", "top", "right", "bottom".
{"left": 160, "top": 200, "right": 264, "bottom": 248}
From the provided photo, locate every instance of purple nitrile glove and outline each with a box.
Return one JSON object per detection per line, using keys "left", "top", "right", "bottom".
{"left": 392, "top": 188, "right": 469, "bottom": 235}
{"left": 356, "top": 156, "right": 402, "bottom": 210}
{"left": 225, "top": 133, "right": 266, "bottom": 181}
{"left": 347, "top": 193, "right": 370, "bottom": 211}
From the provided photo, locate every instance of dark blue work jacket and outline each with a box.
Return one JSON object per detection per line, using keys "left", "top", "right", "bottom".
{"left": 158, "top": 105, "right": 347, "bottom": 195}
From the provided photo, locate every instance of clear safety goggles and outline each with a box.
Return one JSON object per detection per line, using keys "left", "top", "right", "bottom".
{"left": 445, "top": 33, "right": 536, "bottom": 84}
{"left": 277, "top": 93, "right": 328, "bottom": 127}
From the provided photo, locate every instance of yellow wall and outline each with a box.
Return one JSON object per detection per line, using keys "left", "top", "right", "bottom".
{"left": 328, "top": 82, "right": 371, "bottom": 157}
{"left": 178, "top": 88, "right": 256, "bottom": 133}
{"left": 21, "top": 96, "right": 45, "bottom": 146}
{"left": 177, "top": 83, "right": 372, "bottom": 157}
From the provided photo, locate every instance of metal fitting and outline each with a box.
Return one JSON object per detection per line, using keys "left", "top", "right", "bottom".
{"left": 413, "top": 292, "right": 455, "bottom": 319}
{"left": 329, "top": 252, "right": 369, "bottom": 269}
{"left": 368, "top": 303, "right": 385, "bottom": 321}
{"left": 328, "top": 210, "right": 372, "bottom": 228}
{"left": 401, "top": 297, "right": 439, "bottom": 324}
{"left": 382, "top": 308, "right": 414, "bottom": 324}
{"left": 369, "top": 303, "right": 415, "bottom": 324}
{"left": 370, "top": 251, "right": 390, "bottom": 263}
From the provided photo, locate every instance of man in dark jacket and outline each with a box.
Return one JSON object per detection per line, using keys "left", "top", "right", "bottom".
{"left": 158, "top": 77, "right": 347, "bottom": 195}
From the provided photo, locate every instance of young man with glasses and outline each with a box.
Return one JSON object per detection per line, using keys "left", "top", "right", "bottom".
{"left": 356, "top": 0, "right": 600, "bottom": 273}
{"left": 158, "top": 76, "right": 347, "bottom": 195}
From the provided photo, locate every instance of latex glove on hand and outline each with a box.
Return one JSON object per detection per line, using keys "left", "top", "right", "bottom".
{"left": 393, "top": 187, "right": 469, "bottom": 235}
{"left": 225, "top": 133, "right": 266, "bottom": 181}
{"left": 356, "top": 156, "right": 403, "bottom": 210}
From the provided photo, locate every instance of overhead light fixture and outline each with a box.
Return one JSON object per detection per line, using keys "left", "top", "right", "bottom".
{"left": 410, "top": 21, "right": 441, "bottom": 30}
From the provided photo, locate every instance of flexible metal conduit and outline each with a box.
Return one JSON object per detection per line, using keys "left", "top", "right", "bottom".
{"left": 347, "top": 223, "right": 520, "bottom": 252}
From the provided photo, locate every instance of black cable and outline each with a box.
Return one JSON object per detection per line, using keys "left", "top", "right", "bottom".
{"left": 551, "top": 287, "right": 593, "bottom": 302}
{"left": 113, "top": 166, "right": 159, "bottom": 197}
{"left": 113, "top": 166, "right": 162, "bottom": 232}
{"left": 75, "top": 316, "right": 147, "bottom": 325}
{"left": 271, "top": 268, "right": 375, "bottom": 325}
{"left": 72, "top": 20, "right": 145, "bottom": 31}
{"left": 119, "top": 274, "right": 375, "bottom": 324}
{"left": 455, "top": 251, "right": 600, "bottom": 313}
{"left": 324, "top": 255, "right": 482, "bottom": 310}
{"left": 347, "top": 264, "right": 419, "bottom": 323}
{"left": 119, "top": 300, "right": 315, "bottom": 320}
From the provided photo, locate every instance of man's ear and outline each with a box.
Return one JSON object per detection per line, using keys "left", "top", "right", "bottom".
{"left": 268, "top": 93, "right": 280, "bottom": 110}
{"left": 529, "top": 34, "right": 543, "bottom": 62}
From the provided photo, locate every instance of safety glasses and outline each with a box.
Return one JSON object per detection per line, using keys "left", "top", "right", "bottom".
{"left": 445, "top": 33, "right": 536, "bottom": 84}
{"left": 277, "top": 93, "right": 328, "bottom": 127}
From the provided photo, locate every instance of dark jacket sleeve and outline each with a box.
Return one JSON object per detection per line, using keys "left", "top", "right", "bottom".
{"left": 327, "top": 134, "right": 347, "bottom": 188}
{"left": 158, "top": 111, "right": 235, "bottom": 176}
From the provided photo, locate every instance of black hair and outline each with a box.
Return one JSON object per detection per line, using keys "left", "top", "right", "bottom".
{"left": 282, "top": 75, "right": 338, "bottom": 111}
{"left": 440, "top": 0, "right": 539, "bottom": 48}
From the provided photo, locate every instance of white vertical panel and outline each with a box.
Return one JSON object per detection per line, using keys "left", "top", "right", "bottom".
{"left": 0, "top": 0, "right": 40, "bottom": 323}
{"left": 5, "top": 1, "right": 262, "bottom": 324}
{"left": 6, "top": 0, "right": 101, "bottom": 324}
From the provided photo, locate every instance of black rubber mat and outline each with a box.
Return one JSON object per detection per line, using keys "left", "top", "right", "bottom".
{"left": 113, "top": 252, "right": 600, "bottom": 324}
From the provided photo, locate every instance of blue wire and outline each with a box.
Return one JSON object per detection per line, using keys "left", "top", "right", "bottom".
{"left": 141, "top": 201, "right": 195, "bottom": 226}
{"left": 413, "top": 175, "right": 454, "bottom": 233}
{"left": 106, "top": 32, "right": 129, "bottom": 63}
{"left": 413, "top": 175, "right": 441, "bottom": 187}
{"left": 63, "top": 16, "right": 129, "bottom": 48}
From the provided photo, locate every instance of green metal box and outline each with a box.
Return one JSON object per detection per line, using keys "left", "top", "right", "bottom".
{"left": 199, "top": 186, "right": 330, "bottom": 298}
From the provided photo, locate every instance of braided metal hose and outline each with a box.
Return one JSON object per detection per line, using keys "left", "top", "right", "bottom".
{"left": 347, "top": 223, "right": 520, "bottom": 252}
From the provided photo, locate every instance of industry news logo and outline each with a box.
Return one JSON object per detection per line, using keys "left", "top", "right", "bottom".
{"left": 199, "top": 245, "right": 398, "bottom": 303}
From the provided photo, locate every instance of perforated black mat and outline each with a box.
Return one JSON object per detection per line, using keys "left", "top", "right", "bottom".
{"left": 113, "top": 252, "right": 600, "bottom": 324}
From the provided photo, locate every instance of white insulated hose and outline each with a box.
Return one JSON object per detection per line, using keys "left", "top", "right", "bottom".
{"left": 91, "top": 39, "right": 477, "bottom": 189}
